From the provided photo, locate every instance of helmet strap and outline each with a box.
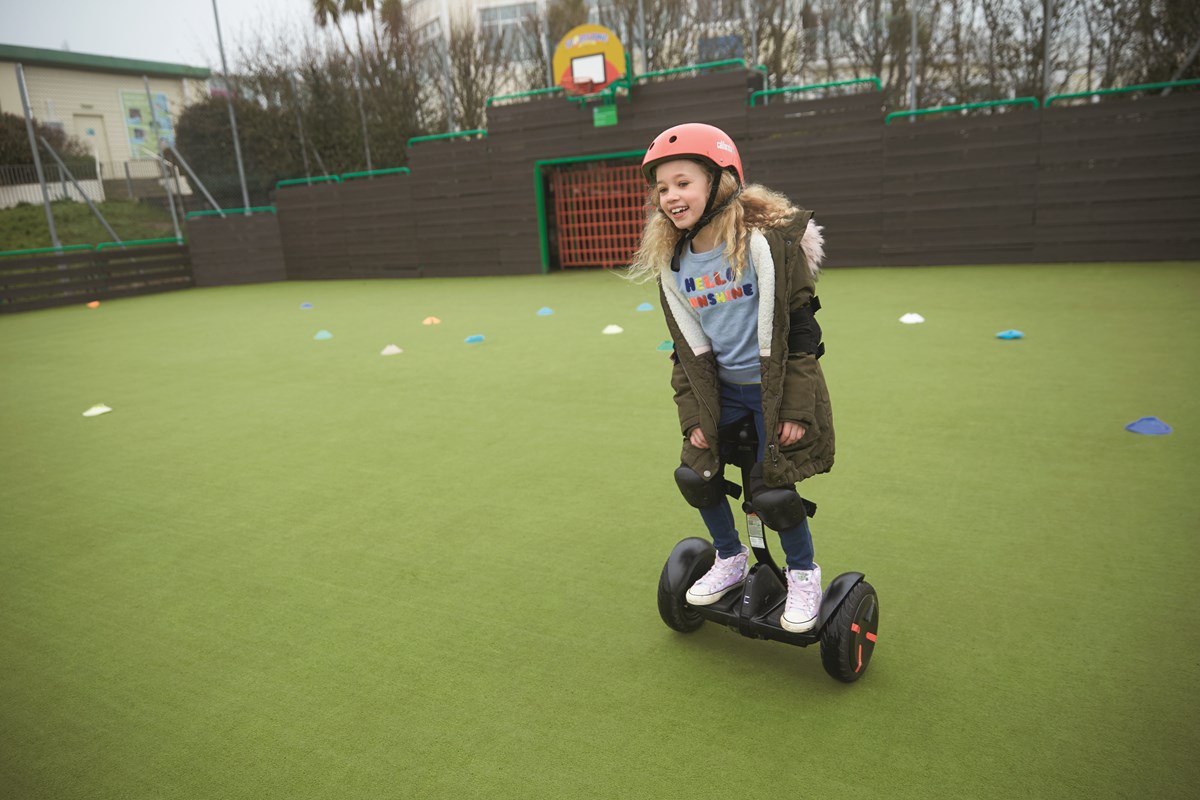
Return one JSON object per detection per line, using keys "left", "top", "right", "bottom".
{"left": 670, "top": 169, "right": 743, "bottom": 271}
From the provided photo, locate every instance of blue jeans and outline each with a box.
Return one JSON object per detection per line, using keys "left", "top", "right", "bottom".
{"left": 698, "top": 382, "right": 815, "bottom": 571}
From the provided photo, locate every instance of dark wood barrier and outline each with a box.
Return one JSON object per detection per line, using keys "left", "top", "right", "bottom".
{"left": 188, "top": 213, "right": 287, "bottom": 286}
{"left": 1035, "top": 93, "right": 1200, "bottom": 262}
{"left": 883, "top": 108, "right": 1041, "bottom": 266}
{"left": 0, "top": 243, "right": 192, "bottom": 314}
{"left": 746, "top": 91, "right": 885, "bottom": 267}
{"left": 274, "top": 180, "right": 349, "bottom": 280}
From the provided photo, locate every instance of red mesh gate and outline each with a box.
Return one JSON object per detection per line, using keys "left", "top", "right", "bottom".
{"left": 551, "top": 164, "right": 645, "bottom": 269}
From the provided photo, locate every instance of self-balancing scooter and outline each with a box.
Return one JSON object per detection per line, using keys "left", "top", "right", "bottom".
{"left": 657, "top": 417, "right": 879, "bottom": 682}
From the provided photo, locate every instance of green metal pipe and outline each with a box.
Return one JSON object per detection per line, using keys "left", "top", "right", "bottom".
{"left": 96, "top": 237, "right": 184, "bottom": 250}
{"left": 1045, "top": 78, "right": 1200, "bottom": 106}
{"left": 406, "top": 129, "right": 488, "bottom": 148}
{"left": 885, "top": 97, "right": 1039, "bottom": 124}
{"left": 750, "top": 77, "right": 882, "bottom": 106}
{"left": 275, "top": 175, "right": 341, "bottom": 189}
{"left": 185, "top": 207, "right": 276, "bottom": 219}
{"left": 341, "top": 167, "right": 411, "bottom": 181}
{"left": 634, "top": 59, "right": 749, "bottom": 83}
{"left": 0, "top": 243, "right": 93, "bottom": 258}
{"left": 486, "top": 87, "right": 565, "bottom": 107}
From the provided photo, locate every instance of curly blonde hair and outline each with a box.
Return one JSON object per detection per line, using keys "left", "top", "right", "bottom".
{"left": 625, "top": 167, "right": 799, "bottom": 284}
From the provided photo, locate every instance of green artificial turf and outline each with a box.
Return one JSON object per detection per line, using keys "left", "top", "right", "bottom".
{"left": 1, "top": 263, "right": 1198, "bottom": 799}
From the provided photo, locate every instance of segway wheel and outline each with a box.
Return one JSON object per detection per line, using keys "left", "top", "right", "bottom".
{"left": 657, "top": 561, "right": 705, "bottom": 633}
{"left": 819, "top": 581, "right": 879, "bottom": 682}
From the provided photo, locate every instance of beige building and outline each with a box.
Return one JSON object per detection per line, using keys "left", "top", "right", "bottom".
{"left": 0, "top": 44, "right": 209, "bottom": 182}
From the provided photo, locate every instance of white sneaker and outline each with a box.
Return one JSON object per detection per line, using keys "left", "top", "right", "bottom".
{"left": 685, "top": 547, "right": 748, "bottom": 606}
{"left": 781, "top": 564, "right": 823, "bottom": 632}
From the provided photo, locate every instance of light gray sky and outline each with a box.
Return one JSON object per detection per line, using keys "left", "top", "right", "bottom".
{"left": 1, "top": 0, "right": 314, "bottom": 68}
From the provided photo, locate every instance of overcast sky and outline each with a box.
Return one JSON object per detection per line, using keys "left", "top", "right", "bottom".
{"left": 1, "top": 0, "right": 314, "bottom": 68}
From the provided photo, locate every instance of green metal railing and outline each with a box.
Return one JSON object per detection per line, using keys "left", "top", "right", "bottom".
{"left": 885, "top": 97, "right": 1040, "bottom": 124}
{"left": 533, "top": 150, "right": 646, "bottom": 274}
{"left": 487, "top": 87, "right": 565, "bottom": 107}
{"left": 1044, "top": 78, "right": 1200, "bottom": 107}
{"left": 185, "top": 207, "right": 275, "bottom": 219}
{"left": 635, "top": 58, "right": 754, "bottom": 83}
{"left": 407, "top": 129, "right": 487, "bottom": 147}
{"left": 275, "top": 175, "right": 342, "bottom": 189}
{"left": 95, "top": 237, "right": 184, "bottom": 251}
{"left": 750, "top": 77, "right": 882, "bottom": 106}
{"left": 341, "top": 167, "right": 411, "bottom": 181}
{"left": 0, "top": 244, "right": 95, "bottom": 258}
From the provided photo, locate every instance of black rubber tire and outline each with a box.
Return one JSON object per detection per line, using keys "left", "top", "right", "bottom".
{"left": 819, "top": 581, "right": 879, "bottom": 682}
{"left": 657, "top": 560, "right": 705, "bottom": 633}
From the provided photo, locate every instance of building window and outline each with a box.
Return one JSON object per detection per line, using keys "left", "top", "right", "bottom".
{"left": 479, "top": 3, "right": 537, "bottom": 61}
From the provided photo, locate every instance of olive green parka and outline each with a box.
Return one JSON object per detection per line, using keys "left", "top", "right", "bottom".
{"left": 657, "top": 211, "right": 834, "bottom": 489}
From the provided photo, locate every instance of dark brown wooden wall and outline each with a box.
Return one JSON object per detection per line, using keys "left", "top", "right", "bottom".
{"left": 0, "top": 244, "right": 193, "bottom": 313}
{"left": 189, "top": 213, "right": 287, "bottom": 287}
{"left": 183, "top": 73, "right": 1199, "bottom": 284}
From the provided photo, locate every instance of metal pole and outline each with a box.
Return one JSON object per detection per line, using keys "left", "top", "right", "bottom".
{"left": 1163, "top": 37, "right": 1200, "bottom": 95}
{"left": 353, "top": 71, "right": 373, "bottom": 171}
{"left": 1042, "top": 0, "right": 1053, "bottom": 99}
{"left": 542, "top": 0, "right": 554, "bottom": 86}
{"left": 909, "top": 1, "right": 918, "bottom": 111}
{"left": 143, "top": 76, "right": 183, "bottom": 241}
{"left": 212, "top": 0, "right": 252, "bottom": 213}
{"left": 39, "top": 135, "right": 122, "bottom": 244}
{"left": 124, "top": 161, "right": 134, "bottom": 199}
{"left": 287, "top": 73, "right": 312, "bottom": 179}
{"left": 15, "top": 64, "right": 61, "bottom": 249}
{"left": 309, "top": 141, "right": 330, "bottom": 177}
{"left": 747, "top": 0, "right": 757, "bottom": 68}
{"left": 637, "top": 0, "right": 646, "bottom": 73}
{"left": 171, "top": 164, "right": 185, "bottom": 216}
{"left": 439, "top": 0, "right": 457, "bottom": 130}
{"left": 166, "top": 146, "right": 225, "bottom": 216}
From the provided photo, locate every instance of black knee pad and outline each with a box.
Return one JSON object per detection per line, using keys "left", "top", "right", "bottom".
{"left": 674, "top": 464, "right": 728, "bottom": 509}
{"left": 752, "top": 487, "right": 810, "bottom": 530}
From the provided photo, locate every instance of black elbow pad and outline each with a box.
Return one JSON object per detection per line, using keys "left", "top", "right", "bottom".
{"left": 788, "top": 296, "right": 825, "bottom": 359}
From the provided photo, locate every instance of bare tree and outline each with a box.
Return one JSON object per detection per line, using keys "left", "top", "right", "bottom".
{"left": 447, "top": 15, "right": 513, "bottom": 131}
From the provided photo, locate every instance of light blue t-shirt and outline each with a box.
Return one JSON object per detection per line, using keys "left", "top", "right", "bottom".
{"left": 675, "top": 243, "right": 760, "bottom": 384}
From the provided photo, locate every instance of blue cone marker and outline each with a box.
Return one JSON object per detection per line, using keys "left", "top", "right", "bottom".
{"left": 314, "top": 330, "right": 333, "bottom": 340}
{"left": 996, "top": 329, "right": 1024, "bottom": 339}
{"left": 1125, "top": 417, "right": 1172, "bottom": 435}
{"left": 465, "top": 334, "right": 485, "bottom": 344}
{"left": 637, "top": 302, "right": 654, "bottom": 312}
{"left": 537, "top": 307, "right": 554, "bottom": 316}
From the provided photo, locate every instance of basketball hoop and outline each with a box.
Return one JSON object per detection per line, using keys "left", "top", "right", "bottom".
{"left": 567, "top": 78, "right": 596, "bottom": 97}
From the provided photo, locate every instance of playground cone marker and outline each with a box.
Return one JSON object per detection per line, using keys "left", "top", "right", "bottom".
{"left": 602, "top": 325, "right": 624, "bottom": 335}
{"left": 423, "top": 316, "right": 442, "bottom": 325}
{"left": 637, "top": 302, "right": 654, "bottom": 311}
{"left": 899, "top": 313, "right": 925, "bottom": 324}
{"left": 381, "top": 344, "right": 403, "bottom": 355}
{"left": 82, "top": 404, "right": 112, "bottom": 417}
{"left": 300, "top": 302, "right": 313, "bottom": 309}
{"left": 465, "top": 334, "right": 485, "bottom": 344}
{"left": 314, "top": 330, "right": 333, "bottom": 341}
{"left": 656, "top": 341, "right": 673, "bottom": 351}
{"left": 86, "top": 301, "right": 100, "bottom": 309}
{"left": 537, "top": 307, "right": 555, "bottom": 316}
{"left": 1125, "top": 417, "right": 1172, "bottom": 435}
{"left": 996, "top": 329, "right": 1024, "bottom": 339}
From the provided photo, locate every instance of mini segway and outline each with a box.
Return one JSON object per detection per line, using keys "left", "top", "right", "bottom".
{"left": 657, "top": 417, "right": 879, "bottom": 682}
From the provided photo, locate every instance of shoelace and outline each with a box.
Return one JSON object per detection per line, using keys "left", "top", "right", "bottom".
{"left": 786, "top": 573, "right": 820, "bottom": 609}
{"left": 699, "top": 556, "right": 743, "bottom": 589}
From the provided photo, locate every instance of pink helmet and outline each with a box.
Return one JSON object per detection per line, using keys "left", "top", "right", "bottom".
{"left": 641, "top": 123, "right": 744, "bottom": 186}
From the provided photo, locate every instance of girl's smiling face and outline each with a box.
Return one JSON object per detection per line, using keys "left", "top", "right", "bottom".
{"left": 655, "top": 159, "right": 710, "bottom": 230}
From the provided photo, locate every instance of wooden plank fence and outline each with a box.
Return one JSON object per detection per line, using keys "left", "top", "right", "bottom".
{"left": 0, "top": 243, "right": 192, "bottom": 314}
